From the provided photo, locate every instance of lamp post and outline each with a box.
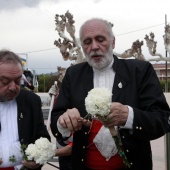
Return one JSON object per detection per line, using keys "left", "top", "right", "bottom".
{"left": 42, "top": 74, "right": 45, "bottom": 92}
{"left": 43, "top": 74, "right": 46, "bottom": 92}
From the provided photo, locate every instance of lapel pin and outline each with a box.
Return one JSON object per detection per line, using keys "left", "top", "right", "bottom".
{"left": 118, "top": 82, "right": 123, "bottom": 88}
{"left": 20, "top": 113, "right": 23, "bottom": 119}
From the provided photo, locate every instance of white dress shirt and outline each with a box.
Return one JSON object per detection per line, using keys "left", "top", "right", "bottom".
{"left": 93, "top": 59, "right": 134, "bottom": 129}
{"left": 0, "top": 99, "right": 22, "bottom": 168}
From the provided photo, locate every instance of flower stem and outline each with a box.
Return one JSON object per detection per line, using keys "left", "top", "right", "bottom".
{"left": 109, "top": 127, "right": 131, "bottom": 168}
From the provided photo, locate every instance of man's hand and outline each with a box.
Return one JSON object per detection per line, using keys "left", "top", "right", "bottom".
{"left": 22, "top": 160, "right": 40, "bottom": 169}
{"left": 58, "top": 108, "right": 91, "bottom": 133}
{"left": 102, "top": 102, "right": 128, "bottom": 127}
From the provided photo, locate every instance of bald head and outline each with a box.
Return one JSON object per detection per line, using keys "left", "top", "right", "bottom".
{"left": 79, "top": 18, "right": 114, "bottom": 44}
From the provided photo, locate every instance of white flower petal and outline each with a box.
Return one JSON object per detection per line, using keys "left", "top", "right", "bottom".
{"left": 85, "top": 88, "right": 112, "bottom": 116}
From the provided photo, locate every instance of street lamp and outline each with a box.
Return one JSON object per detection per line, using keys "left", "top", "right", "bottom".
{"left": 43, "top": 74, "right": 46, "bottom": 92}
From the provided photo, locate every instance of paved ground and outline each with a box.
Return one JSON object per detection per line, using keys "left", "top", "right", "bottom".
{"left": 42, "top": 159, "right": 59, "bottom": 170}
{"left": 151, "top": 136, "right": 166, "bottom": 170}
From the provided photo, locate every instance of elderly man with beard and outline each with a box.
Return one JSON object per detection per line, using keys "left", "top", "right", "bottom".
{"left": 51, "top": 18, "right": 170, "bottom": 170}
{"left": 0, "top": 50, "right": 50, "bottom": 170}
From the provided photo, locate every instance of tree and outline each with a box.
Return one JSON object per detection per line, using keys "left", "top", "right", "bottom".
{"left": 38, "top": 74, "right": 58, "bottom": 92}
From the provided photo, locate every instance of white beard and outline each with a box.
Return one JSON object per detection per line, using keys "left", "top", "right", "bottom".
{"left": 85, "top": 44, "right": 113, "bottom": 69}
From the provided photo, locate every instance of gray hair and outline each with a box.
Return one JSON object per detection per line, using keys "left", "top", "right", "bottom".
{"left": 0, "top": 49, "right": 23, "bottom": 66}
{"left": 79, "top": 18, "right": 115, "bottom": 43}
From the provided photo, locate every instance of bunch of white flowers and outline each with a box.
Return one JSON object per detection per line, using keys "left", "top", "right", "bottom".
{"left": 25, "top": 137, "right": 56, "bottom": 165}
{"left": 85, "top": 87, "right": 112, "bottom": 117}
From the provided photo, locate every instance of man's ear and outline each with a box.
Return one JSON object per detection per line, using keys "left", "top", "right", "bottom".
{"left": 112, "top": 38, "right": 115, "bottom": 49}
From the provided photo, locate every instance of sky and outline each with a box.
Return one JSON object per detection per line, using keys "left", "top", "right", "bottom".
{"left": 0, "top": 0, "right": 170, "bottom": 74}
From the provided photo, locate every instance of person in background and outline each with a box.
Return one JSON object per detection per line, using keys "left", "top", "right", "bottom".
{"left": 55, "top": 133, "right": 73, "bottom": 170}
{"left": 48, "top": 84, "right": 72, "bottom": 170}
{"left": 0, "top": 49, "right": 50, "bottom": 170}
{"left": 50, "top": 18, "right": 170, "bottom": 170}
{"left": 20, "top": 73, "right": 31, "bottom": 88}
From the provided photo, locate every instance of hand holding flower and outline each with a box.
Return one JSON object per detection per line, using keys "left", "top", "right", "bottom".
{"left": 21, "top": 160, "right": 40, "bottom": 169}
{"left": 20, "top": 137, "right": 56, "bottom": 170}
{"left": 85, "top": 88, "right": 131, "bottom": 168}
{"left": 102, "top": 102, "right": 129, "bottom": 128}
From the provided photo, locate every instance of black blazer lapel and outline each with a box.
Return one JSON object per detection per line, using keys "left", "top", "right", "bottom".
{"left": 112, "top": 74, "right": 128, "bottom": 101}
{"left": 16, "top": 95, "right": 24, "bottom": 135}
{"left": 112, "top": 56, "right": 129, "bottom": 101}
{"left": 80, "top": 64, "right": 94, "bottom": 94}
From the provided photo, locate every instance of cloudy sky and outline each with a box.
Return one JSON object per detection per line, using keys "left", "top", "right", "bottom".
{"left": 0, "top": 0, "right": 170, "bottom": 74}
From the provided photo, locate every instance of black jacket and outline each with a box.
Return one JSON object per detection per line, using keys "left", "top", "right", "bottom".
{"left": 16, "top": 89, "right": 50, "bottom": 170}
{"left": 51, "top": 56, "right": 170, "bottom": 170}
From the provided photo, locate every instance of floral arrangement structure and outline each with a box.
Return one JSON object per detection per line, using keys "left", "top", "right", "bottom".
{"left": 21, "top": 137, "right": 56, "bottom": 166}
{"left": 85, "top": 87, "right": 131, "bottom": 168}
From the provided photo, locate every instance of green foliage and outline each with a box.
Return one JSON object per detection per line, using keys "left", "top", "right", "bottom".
{"left": 38, "top": 74, "right": 58, "bottom": 92}
{"left": 9, "top": 155, "right": 16, "bottom": 163}
{"left": 159, "top": 80, "right": 170, "bottom": 92}
{"left": 20, "top": 144, "right": 28, "bottom": 161}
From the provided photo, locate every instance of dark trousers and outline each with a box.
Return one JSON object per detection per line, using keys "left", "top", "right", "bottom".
{"left": 59, "top": 156, "right": 72, "bottom": 170}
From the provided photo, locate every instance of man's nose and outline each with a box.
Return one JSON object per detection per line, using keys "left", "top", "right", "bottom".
{"left": 91, "top": 40, "right": 99, "bottom": 50}
{"left": 8, "top": 81, "right": 17, "bottom": 90}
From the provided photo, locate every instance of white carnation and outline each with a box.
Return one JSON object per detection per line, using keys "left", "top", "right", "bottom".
{"left": 85, "top": 88, "right": 112, "bottom": 116}
{"left": 35, "top": 137, "right": 51, "bottom": 150}
{"left": 25, "top": 137, "right": 56, "bottom": 165}
{"left": 25, "top": 144, "right": 38, "bottom": 160}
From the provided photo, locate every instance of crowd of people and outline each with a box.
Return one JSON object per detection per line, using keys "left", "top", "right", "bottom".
{"left": 0, "top": 17, "right": 170, "bottom": 170}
